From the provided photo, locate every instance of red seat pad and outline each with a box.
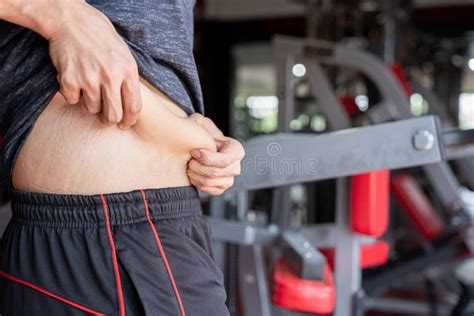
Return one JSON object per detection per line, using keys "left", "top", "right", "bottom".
{"left": 320, "top": 241, "right": 390, "bottom": 269}
{"left": 391, "top": 173, "right": 445, "bottom": 240}
{"left": 271, "top": 259, "right": 335, "bottom": 314}
{"left": 351, "top": 170, "right": 390, "bottom": 237}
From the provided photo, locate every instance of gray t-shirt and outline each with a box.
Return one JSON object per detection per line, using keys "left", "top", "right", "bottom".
{"left": 0, "top": 0, "right": 203, "bottom": 184}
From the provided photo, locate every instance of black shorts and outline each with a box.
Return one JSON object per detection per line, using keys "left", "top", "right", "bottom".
{"left": 0, "top": 186, "right": 229, "bottom": 316}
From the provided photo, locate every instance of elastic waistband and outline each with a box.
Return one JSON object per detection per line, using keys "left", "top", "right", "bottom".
{"left": 10, "top": 186, "right": 202, "bottom": 228}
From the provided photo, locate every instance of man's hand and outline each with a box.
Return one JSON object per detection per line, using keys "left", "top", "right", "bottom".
{"left": 0, "top": 0, "right": 142, "bottom": 129}
{"left": 48, "top": 2, "right": 142, "bottom": 128}
{"left": 187, "top": 114, "right": 245, "bottom": 196}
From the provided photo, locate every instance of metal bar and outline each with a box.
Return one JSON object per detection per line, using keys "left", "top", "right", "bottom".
{"left": 365, "top": 101, "right": 400, "bottom": 124}
{"left": 281, "top": 231, "right": 327, "bottom": 280}
{"left": 361, "top": 297, "right": 451, "bottom": 315}
{"left": 208, "top": 218, "right": 279, "bottom": 245}
{"left": 445, "top": 144, "right": 474, "bottom": 160}
{"left": 300, "top": 224, "right": 337, "bottom": 248}
{"left": 443, "top": 128, "right": 474, "bottom": 147}
{"left": 209, "top": 219, "right": 379, "bottom": 249}
{"left": 304, "top": 58, "right": 351, "bottom": 130}
{"left": 319, "top": 39, "right": 467, "bottom": 215}
{"left": 238, "top": 245, "right": 272, "bottom": 316}
{"left": 423, "top": 163, "right": 465, "bottom": 213}
{"left": 231, "top": 116, "right": 443, "bottom": 192}
{"left": 363, "top": 241, "right": 465, "bottom": 295}
{"left": 334, "top": 177, "right": 360, "bottom": 316}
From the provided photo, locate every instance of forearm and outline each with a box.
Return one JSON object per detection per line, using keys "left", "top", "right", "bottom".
{"left": 0, "top": 0, "right": 72, "bottom": 39}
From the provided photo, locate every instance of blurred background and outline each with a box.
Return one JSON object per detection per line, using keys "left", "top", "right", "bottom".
{"left": 194, "top": 0, "right": 474, "bottom": 138}
{"left": 188, "top": 1, "right": 474, "bottom": 315}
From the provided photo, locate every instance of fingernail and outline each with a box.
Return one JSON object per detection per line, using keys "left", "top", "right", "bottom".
{"left": 118, "top": 124, "right": 129, "bottom": 130}
{"left": 191, "top": 149, "right": 201, "bottom": 159}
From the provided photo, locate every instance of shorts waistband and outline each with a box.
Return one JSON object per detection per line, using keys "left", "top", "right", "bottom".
{"left": 10, "top": 186, "right": 202, "bottom": 228}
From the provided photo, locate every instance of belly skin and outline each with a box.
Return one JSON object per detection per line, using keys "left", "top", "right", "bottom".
{"left": 12, "top": 78, "right": 216, "bottom": 194}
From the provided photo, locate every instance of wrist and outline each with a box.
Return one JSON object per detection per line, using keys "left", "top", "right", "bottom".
{"left": 0, "top": 0, "right": 74, "bottom": 40}
{"left": 24, "top": 0, "right": 73, "bottom": 40}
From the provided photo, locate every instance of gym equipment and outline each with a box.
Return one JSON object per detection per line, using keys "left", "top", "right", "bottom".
{"left": 208, "top": 114, "right": 460, "bottom": 315}
{"left": 208, "top": 35, "right": 474, "bottom": 316}
{"left": 391, "top": 173, "right": 445, "bottom": 241}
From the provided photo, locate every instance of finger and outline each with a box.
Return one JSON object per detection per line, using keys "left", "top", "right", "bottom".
{"left": 187, "top": 169, "right": 234, "bottom": 189}
{"left": 189, "top": 114, "right": 224, "bottom": 139}
{"left": 100, "top": 83, "right": 123, "bottom": 125}
{"left": 217, "top": 138, "right": 245, "bottom": 159}
{"left": 192, "top": 140, "right": 244, "bottom": 168}
{"left": 189, "top": 177, "right": 225, "bottom": 196}
{"left": 119, "top": 76, "right": 142, "bottom": 129}
{"left": 202, "top": 117, "right": 225, "bottom": 138}
{"left": 58, "top": 74, "right": 81, "bottom": 104}
{"left": 82, "top": 86, "right": 102, "bottom": 114}
{"left": 188, "top": 159, "right": 241, "bottom": 177}
{"left": 191, "top": 149, "right": 233, "bottom": 168}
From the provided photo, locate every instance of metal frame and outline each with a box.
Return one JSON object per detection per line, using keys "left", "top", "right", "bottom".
{"left": 207, "top": 35, "right": 474, "bottom": 316}
{"left": 270, "top": 35, "right": 474, "bottom": 315}
{"left": 209, "top": 116, "right": 446, "bottom": 316}
{"left": 229, "top": 117, "right": 444, "bottom": 192}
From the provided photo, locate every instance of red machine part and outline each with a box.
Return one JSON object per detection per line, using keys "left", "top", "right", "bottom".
{"left": 391, "top": 173, "right": 445, "bottom": 240}
{"left": 272, "top": 258, "right": 336, "bottom": 314}
{"left": 351, "top": 170, "right": 390, "bottom": 237}
{"left": 319, "top": 241, "right": 390, "bottom": 270}
{"left": 339, "top": 95, "right": 360, "bottom": 117}
{"left": 389, "top": 62, "right": 412, "bottom": 97}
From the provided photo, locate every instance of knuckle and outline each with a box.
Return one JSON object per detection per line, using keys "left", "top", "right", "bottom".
{"left": 126, "top": 101, "right": 142, "bottom": 114}
{"left": 204, "top": 117, "right": 214, "bottom": 126}
{"left": 60, "top": 76, "right": 78, "bottom": 91}
{"left": 103, "top": 67, "right": 121, "bottom": 83}
{"left": 190, "top": 113, "right": 204, "bottom": 124}
{"left": 123, "top": 58, "right": 137, "bottom": 74}
{"left": 127, "top": 62, "right": 137, "bottom": 74}
{"left": 84, "top": 77, "right": 100, "bottom": 91}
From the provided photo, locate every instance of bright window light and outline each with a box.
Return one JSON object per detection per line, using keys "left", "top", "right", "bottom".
{"left": 246, "top": 96, "right": 278, "bottom": 119}
{"left": 292, "top": 63, "right": 306, "bottom": 77}
{"left": 469, "top": 58, "right": 474, "bottom": 71}
{"left": 459, "top": 93, "right": 474, "bottom": 129}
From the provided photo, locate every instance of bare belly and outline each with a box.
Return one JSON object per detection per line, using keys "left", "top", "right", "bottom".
{"left": 12, "top": 78, "right": 216, "bottom": 194}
